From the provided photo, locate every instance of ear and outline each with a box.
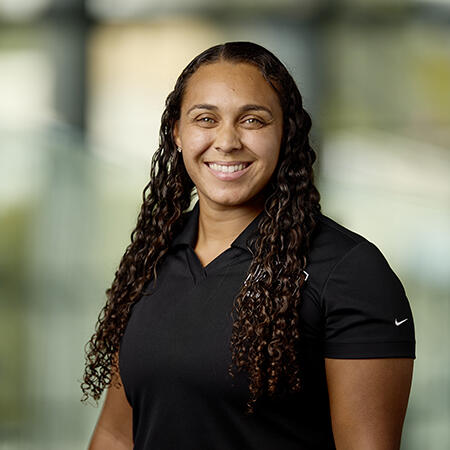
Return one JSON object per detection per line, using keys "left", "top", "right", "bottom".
{"left": 173, "top": 121, "right": 181, "bottom": 147}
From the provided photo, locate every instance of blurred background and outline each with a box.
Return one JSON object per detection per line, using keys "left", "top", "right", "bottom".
{"left": 0, "top": 0, "right": 449, "bottom": 448}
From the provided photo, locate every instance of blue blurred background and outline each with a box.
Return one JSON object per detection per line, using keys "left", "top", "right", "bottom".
{"left": 0, "top": 0, "right": 449, "bottom": 448}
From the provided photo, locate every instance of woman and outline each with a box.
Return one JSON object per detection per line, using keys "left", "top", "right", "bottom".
{"left": 82, "top": 41, "right": 415, "bottom": 449}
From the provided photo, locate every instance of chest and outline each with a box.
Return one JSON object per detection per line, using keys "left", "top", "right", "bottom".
{"left": 119, "top": 248, "right": 324, "bottom": 405}
{"left": 119, "top": 254, "right": 252, "bottom": 407}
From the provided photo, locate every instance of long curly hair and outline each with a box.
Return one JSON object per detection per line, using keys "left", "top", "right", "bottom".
{"left": 81, "top": 41, "right": 321, "bottom": 415}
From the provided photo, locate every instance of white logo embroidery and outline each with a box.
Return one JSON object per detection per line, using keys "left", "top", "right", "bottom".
{"left": 395, "top": 318, "right": 408, "bottom": 326}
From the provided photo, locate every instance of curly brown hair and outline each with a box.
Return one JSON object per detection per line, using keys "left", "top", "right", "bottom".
{"left": 81, "top": 41, "right": 321, "bottom": 415}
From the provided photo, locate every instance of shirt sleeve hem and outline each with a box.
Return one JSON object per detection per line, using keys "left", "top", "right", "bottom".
{"left": 324, "top": 340, "right": 416, "bottom": 359}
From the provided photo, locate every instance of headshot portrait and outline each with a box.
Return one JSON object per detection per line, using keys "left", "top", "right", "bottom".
{"left": 1, "top": 3, "right": 448, "bottom": 449}
{"left": 82, "top": 42, "right": 415, "bottom": 450}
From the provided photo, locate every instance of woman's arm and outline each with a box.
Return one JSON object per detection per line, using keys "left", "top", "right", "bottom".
{"left": 88, "top": 366, "right": 133, "bottom": 450}
{"left": 325, "top": 358, "right": 414, "bottom": 450}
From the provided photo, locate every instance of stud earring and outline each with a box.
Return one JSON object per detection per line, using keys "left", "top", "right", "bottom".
{"left": 177, "top": 147, "right": 182, "bottom": 153}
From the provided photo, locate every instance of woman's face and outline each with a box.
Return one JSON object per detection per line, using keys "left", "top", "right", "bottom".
{"left": 173, "top": 60, "right": 283, "bottom": 210}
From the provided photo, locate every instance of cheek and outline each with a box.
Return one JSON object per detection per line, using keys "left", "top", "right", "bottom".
{"left": 245, "top": 132, "right": 281, "bottom": 165}
{"left": 183, "top": 128, "right": 213, "bottom": 152}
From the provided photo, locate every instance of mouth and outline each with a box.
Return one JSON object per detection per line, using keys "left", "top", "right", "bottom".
{"left": 204, "top": 161, "right": 253, "bottom": 172}
{"left": 204, "top": 161, "right": 253, "bottom": 180}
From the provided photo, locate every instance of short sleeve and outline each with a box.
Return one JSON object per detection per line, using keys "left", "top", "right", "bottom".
{"left": 322, "top": 240, "right": 416, "bottom": 359}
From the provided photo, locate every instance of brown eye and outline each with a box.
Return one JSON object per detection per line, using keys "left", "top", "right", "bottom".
{"left": 243, "top": 117, "right": 264, "bottom": 127}
{"left": 198, "top": 117, "right": 216, "bottom": 124}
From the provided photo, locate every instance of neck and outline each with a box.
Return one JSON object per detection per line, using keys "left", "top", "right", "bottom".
{"left": 195, "top": 196, "right": 264, "bottom": 250}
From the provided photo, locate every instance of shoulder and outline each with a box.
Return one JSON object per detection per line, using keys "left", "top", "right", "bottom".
{"left": 302, "top": 213, "right": 415, "bottom": 359}
{"left": 312, "top": 213, "right": 368, "bottom": 254}
{"left": 306, "top": 213, "right": 373, "bottom": 289}
{"left": 306, "top": 212, "right": 407, "bottom": 300}
{"left": 310, "top": 212, "right": 401, "bottom": 285}
{"left": 303, "top": 212, "right": 413, "bottom": 323}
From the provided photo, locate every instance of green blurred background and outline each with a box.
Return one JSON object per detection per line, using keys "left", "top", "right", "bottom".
{"left": 0, "top": 0, "right": 449, "bottom": 449}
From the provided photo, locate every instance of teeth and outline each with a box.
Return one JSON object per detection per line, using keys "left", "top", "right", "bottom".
{"left": 208, "top": 163, "right": 248, "bottom": 173}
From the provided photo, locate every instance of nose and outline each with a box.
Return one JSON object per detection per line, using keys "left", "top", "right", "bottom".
{"left": 213, "top": 122, "right": 242, "bottom": 152}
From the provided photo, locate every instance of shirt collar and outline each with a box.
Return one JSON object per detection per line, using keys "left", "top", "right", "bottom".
{"left": 170, "top": 200, "right": 263, "bottom": 255}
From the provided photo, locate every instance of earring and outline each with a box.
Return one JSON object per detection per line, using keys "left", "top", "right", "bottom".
{"left": 177, "top": 146, "right": 182, "bottom": 153}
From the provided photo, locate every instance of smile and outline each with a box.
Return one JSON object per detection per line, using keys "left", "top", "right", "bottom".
{"left": 204, "top": 161, "right": 253, "bottom": 180}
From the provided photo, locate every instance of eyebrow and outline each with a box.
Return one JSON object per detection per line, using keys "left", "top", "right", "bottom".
{"left": 186, "top": 103, "right": 273, "bottom": 117}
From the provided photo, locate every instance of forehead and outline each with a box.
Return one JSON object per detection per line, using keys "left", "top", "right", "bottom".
{"left": 181, "top": 61, "right": 281, "bottom": 110}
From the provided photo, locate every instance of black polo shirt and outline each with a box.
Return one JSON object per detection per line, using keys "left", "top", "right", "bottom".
{"left": 119, "top": 200, "right": 415, "bottom": 450}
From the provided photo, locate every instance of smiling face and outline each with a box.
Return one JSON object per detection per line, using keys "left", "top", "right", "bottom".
{"left": 173, "top": 60, "right": 283, "bottom": 210}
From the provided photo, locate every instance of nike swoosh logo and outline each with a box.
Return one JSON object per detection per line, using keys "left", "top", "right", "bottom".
{"left": 395, "top": 318, "right": 408, "bottom": 326}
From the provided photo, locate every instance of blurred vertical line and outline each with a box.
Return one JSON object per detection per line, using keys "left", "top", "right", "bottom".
{"left": 307, "top": 0, "right": 339, "bottom": 182}
{"left": 41, "top": 0, "right": 97, "bottom": 137}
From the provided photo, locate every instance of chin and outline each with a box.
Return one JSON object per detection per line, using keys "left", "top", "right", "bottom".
{"left": 213, "top": 198, "right": 244, "bottom": 207}
{"left": 204, "top": 192, "right": 251, "bottom": 208}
